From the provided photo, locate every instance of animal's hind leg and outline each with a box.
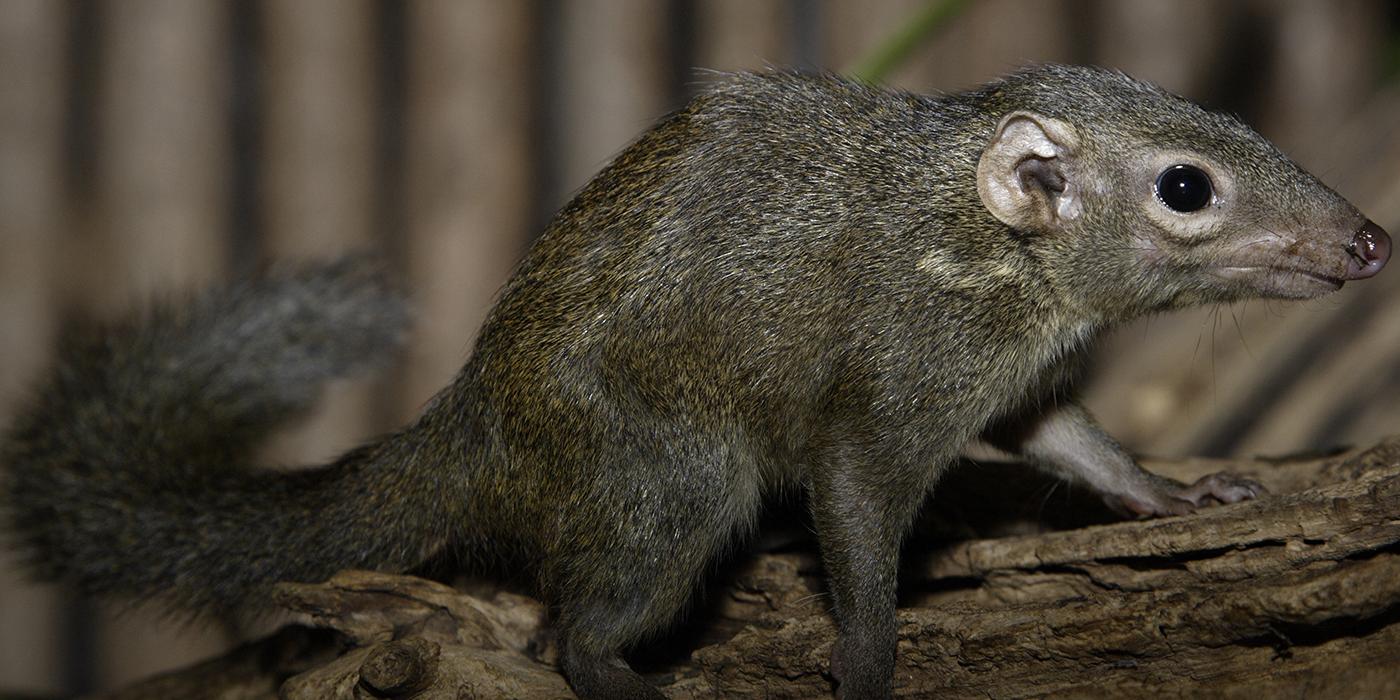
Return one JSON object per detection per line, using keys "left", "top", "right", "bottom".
{"left": 554, "top": 539, "right": 726, "bottom": 699}
{"left": 551, "top": 459, "right": 759, "bottom": 700}
{"left": 554, "top": 517, "right": 742, "bottom": 699}
{"left": 559, "top": 639, "right": 665, "bottom": 700}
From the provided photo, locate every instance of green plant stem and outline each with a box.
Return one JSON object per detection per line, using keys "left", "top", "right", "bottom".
{"left": 848, "top": 0, "right": 970, "bottom": 84}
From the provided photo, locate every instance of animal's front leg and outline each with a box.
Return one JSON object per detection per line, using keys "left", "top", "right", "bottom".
{"left": 984, "top": 401, "right": 1265, "bottom": 517}
{"left": 808, "top": 446, "right": 935, "bottom": 699}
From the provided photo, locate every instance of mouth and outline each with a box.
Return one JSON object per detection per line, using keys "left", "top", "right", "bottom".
{"left": 1209, "top": 265, "right": 1344, "bottom": 299}
{"left": 1194, "top": 221, "right": 1388, "bottom": 301}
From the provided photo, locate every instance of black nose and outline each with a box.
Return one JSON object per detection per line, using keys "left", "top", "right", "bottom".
{"left": 1346, "top": 220, "right": 1390, "bottom": 280}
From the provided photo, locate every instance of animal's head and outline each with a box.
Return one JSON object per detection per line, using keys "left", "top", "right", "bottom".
{"left": 973, "top": 64, "right": 1388, "bottom": 316}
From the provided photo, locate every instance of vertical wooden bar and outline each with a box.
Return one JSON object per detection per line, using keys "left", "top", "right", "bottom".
{"left": 1256, "top": 0, "right": 1385, "bottom": 169}
{"left": 257, "top": 0, "right": 382, "bottom": 464}
{"left": 694, "top": 0, "right": 792, "bottom": 72}
{"left": 260, "top": 0, "right": 375, "bottom": 260}
{"left": 552, "top": 0, "right": 671, "bottom": 205}
{"left": 826, "top": 0, "right": 1075, "bottom": 91}
{"left": 1091, "top": 0, "right": 1225, "bottom": 95}
{"left": 398, "top": 0, "right": 533, "bottom": 418}
{"left": 85, "top": 0, "right": 232, "bottom": 688}
{"left": 824, "top": 0, "right": 926, "bottom": 83}
{"left": 82, "top": 0, "right": 230, "bottom": 317}
{"left": 0, "top": 1, "right": 66, "bottom": 693}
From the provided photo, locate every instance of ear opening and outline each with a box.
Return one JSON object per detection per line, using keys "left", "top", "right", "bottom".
{"left": 1016, "top": 157, "right": 1066, "bottom": 198}
{"left": 976, "top": 111, "right": 1082, "bottom": 231}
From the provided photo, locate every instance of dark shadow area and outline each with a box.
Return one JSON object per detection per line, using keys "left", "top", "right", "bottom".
{"left": 625, "top": 457, "right": 1129, "bottom": 677}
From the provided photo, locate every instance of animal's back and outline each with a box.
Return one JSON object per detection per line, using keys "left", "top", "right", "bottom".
{"left": 468, "top": 74, "right": 1016, "bottom": 493}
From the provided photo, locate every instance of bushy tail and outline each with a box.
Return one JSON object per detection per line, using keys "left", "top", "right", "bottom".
{"left": 2, "top": 257, "right": 461, "bottom": 612}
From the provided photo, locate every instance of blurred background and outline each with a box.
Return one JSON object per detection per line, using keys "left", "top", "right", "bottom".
{"left": 2, "top": 0, "right": 1398, "bottom": 695}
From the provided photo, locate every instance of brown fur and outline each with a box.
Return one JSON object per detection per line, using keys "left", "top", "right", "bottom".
{"left": 3, "top": 67, "right": 1382, "bottom": 699}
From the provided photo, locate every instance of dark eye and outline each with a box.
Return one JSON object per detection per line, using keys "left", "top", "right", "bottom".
{"left": 1155, "top": 165, "right": 1213, "bottom": 213}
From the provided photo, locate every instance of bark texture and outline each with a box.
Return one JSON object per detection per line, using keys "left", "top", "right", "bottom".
{"left": 98, "top": 439, "right": 1400, "bottom": 699}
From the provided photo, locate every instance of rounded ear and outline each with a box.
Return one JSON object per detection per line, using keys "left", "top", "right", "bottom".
{"left": 976, "top": 111, "right": 1082, "bottom": 231}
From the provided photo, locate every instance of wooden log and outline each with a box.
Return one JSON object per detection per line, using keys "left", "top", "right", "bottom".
{"left": 93, "top": 438, "right": 1400, "bottom": 699}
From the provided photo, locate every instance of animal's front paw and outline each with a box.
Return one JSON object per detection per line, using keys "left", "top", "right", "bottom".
{"left": 1112, "top": 472, "right": 1266, "bottom": 518}
{"left": 827, "top": 637, "right": 893, "bottom": 699}
{"left": 1175, "top": 471, "right": 1267, "bottom": 506}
